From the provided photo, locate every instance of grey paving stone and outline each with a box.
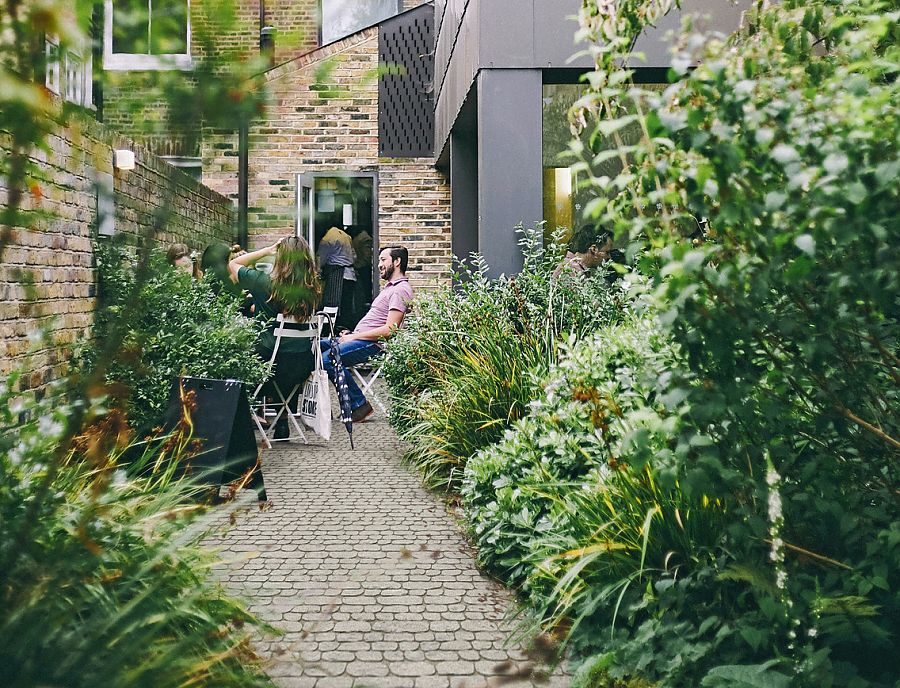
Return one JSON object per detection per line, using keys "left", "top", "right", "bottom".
{"left": 199, "top": 383, "right": 568, "bottom": 688}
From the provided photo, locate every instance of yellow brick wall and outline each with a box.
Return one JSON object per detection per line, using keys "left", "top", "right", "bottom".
{"left": 202, "top": 25, "right": 452, "bottom": 292}
{"left": 0, "top": 113, "right": 234, "bottom": 396}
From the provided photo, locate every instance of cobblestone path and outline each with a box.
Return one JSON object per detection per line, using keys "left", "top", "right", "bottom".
{"left": 204, "top": 396, "right": 569, "bottom": 688}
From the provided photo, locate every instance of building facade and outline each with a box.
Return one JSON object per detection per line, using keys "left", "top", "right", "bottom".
{"left": 433, "top": 0, "right": 754, "bottom": 277}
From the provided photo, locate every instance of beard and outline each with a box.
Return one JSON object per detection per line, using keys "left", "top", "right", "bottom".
{"left": 380, "top": 264, "right": 397, "bottom": 281}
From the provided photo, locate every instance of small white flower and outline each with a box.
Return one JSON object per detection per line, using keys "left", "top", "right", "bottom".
{"left": 776, "top": 568, "right": 787, "bottom": 589}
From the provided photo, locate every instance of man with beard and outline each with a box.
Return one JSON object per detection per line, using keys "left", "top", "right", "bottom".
{"left": 320, "top": 245, "right": 413, "bottom": 423}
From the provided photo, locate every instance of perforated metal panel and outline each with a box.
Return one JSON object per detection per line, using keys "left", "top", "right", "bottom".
{"left": 378, "top": 5, "right": 434, "bottom": 158}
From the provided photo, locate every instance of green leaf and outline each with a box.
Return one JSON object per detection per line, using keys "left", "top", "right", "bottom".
{"left": 702, "top": 662, "right": 791, "bottom": 688}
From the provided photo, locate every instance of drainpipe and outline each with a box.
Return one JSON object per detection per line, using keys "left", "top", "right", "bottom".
{"left": 238, "top": 124, "right": 248, "bottom": 250}
{"left": 259, "top": 0, "right": 275, "bottom": 67}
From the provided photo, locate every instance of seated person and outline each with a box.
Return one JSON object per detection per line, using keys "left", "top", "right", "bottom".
{"left": 167, "top": 243, "right": 202, "bottom": 279}
{"left": 321, "top": 245, "right": 413, "bottom": 423}
{"left": 552, "top": 224, "right": 613, "bottom": 281}
{"left": 228, "top": 235, "right": 322, "bottom": 439}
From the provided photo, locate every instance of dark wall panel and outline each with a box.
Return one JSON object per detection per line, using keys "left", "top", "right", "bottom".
{"left": 379, "top": 4, "right": 435, "bottom": 157}
{"left": 476, "top": 69, "right": 542, "bottom": 278}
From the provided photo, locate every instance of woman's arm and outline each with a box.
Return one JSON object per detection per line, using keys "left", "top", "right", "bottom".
{"left": 228, "top": 240, "right": 280, "bottom": 283}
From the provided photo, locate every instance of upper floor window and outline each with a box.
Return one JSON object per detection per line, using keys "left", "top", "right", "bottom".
{"left": 45, "top": 36, "right": 93, "bottom": 108}
{"left": 320, "top": 0, "right": 401, "bottom": 46}
{"left": 104, "top": 0, "right": 191, "bottom": 71}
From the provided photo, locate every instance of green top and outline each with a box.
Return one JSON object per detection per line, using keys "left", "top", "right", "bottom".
{"left": 238, "top": 266, "right": 312, "bottom": 354}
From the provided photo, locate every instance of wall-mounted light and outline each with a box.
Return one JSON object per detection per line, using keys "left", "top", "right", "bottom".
{"left": 114, "top": 149, "right": 135, "bottom": 171}
{"left": 342, "top": 203, "right": 353, "bottom": 227}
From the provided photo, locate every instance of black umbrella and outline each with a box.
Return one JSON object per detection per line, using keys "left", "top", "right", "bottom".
{"left": 322, "top": 312, "right": 354, "bottom": 448}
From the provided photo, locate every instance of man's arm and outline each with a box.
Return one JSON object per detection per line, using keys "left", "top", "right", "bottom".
{"left": 339, "top": 309, "right": 404, "bottom": 344}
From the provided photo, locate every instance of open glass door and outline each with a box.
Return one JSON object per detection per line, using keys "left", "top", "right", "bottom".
{"left": 295, "top": 173, "right": 316, "bottom": 260}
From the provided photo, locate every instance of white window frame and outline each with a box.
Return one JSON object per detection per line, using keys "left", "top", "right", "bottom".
{"left": 104, "top": 0, "right": 192, "bottom": 71}
{"left": 45, "top": 38, "right": 61, "bottom": 94}
{"left": 46, "top": 35, "right": 93, "bottom": 108}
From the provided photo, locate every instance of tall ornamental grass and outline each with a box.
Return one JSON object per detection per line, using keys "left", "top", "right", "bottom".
{"left": 0, "top": 373, "right": 274, "bottom": 688}
{"left": 462, "top": 312, "right": 726, "bottom": 665}
{"left": 383, "top": 225, "right": 627, "bottom": 490}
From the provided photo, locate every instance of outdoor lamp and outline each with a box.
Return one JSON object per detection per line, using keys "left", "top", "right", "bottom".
{"left": 114, "top": 149, "right": 135, "bottom": 171}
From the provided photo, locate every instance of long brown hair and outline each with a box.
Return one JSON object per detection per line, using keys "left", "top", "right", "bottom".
{"left": 268, "top": 236, "right": 321, "bottom": 320}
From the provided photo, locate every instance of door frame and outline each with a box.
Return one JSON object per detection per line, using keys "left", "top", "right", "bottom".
{"left": 294, "top": 170, "right": 379, "bottom": 293}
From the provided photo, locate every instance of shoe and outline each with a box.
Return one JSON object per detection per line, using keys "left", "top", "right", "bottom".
{"left": 253, "top": 413, "right": 269, "bottom": 427}
{"left": 351, "top": 401, "right": 374, "bottom": 423}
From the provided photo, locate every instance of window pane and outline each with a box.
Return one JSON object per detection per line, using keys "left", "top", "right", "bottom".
{"left": 321, "top": 0, "right": 399, "bottom": 45}
{"left": 150, "top": 0, "right": 188, "bottom": 55}
{"left": 542, "top": 83, "right": 663, "bottom": 244}
{"left": 112, "top": 0, "right": 149, "bottom": 54}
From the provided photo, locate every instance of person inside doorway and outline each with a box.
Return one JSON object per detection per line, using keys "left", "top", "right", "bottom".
{"left": 317, "top": 221, "right": 356, "bottom": 331}
{"left": 320, "top": 245, "right": 413, "bottom": 423}
{"left": 348, "top": 224, "right": 373, "bottom": 328}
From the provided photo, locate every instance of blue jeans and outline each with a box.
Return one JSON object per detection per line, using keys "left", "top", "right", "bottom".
{"left": 320, "top": 339, "right": 382, "bottom": 410}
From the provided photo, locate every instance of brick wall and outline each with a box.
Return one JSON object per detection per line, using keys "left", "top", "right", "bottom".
{"left": 103, "top": 0, "right": 431, "bottom": 156}
{"left": 0, "top": 112, "right": 234, "bottom": 397}
{"left": 202, "top": 24, "right": 452, "bottom": 292}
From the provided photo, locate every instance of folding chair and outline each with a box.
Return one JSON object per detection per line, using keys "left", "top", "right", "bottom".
{"left": 251, "top": 313, "right": 321, "bottom": 448}
{"left": 347, "top": 356, "right": 388, "bottom": 416}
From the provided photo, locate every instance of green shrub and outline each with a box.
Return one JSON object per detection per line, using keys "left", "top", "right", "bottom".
{"left": 0, "top": 373, "right": 274, "bottom": 688}
{"left": 461, "top": 311, "right": 706, "bottom": 589}
{"left": 555, "top": 0, "right": 900, "bottom": 684}
{"left": 79, "top": 240, "right": 268, "bottom": 430}
{"left": 383, "top": 224, "right": 627, "bottom": 490}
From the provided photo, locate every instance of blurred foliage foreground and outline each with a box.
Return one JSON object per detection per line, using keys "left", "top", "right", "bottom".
{"left": 0, "top": 0, "right": 279, "bottom": 680}
{"left": 0, "top": 375, "right": 276, "bottom": 688}
{"left": 388, "top": 1, "right": 900, "bottom": 687}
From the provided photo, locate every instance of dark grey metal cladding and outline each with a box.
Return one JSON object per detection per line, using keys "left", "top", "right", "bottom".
{"left": 379, "top": 3, "right": 435, "bottom": 157}
{"left": 476, "top": 69, "right": 542, "bottom": 278}
{"left": 629, "top": 0, "right": 758, "bottom": 68}
{"left": 449, "top": 90, "right": 478, "bottom": 274}
{"left": 433, "top": 0, "right": 590, "bottom": 161}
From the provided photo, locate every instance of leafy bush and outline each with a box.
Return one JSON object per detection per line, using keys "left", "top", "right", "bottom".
{"left": 79, "top": 240, "right": 268, "bottom": 430}
{"left": 541, "top": 0, "right": 900, "bottom": 684}
{"left": 0, "top": 373, "right": 274, "bottom": 688}
{"left": 383, "top": 224, "right": 627, "bottom": 489}
{"left": 462, "top": 311, "right": 728, "bottom": 613}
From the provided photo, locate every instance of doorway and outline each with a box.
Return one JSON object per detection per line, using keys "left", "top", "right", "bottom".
{"left": 296, "top": 172, "right": 377, "bottom": 331}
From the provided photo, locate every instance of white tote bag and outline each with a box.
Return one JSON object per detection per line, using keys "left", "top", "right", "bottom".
{"left": 300, "top": 341, "right": 332, "bottom": 441}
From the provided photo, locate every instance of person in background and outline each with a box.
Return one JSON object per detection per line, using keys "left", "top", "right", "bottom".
{"left": 321, "top": 245, "right": 413, "bottom": 423}
{"left": 348, "top": 224, "right": 373, "bottom": 328}
{"left": 552, "top": 224, "right": 613, "bottom": 282}
{"left": 201, "top": 243, "right": 237, "bottom": 294}
{"left": 167, "top": 243, "right": 202, "bottom": 279}
{"left": 228, "top": 235, "right": 322, "bottom": 439}
{"left": 317, "top": 223, "right": 356, "bottom": 331}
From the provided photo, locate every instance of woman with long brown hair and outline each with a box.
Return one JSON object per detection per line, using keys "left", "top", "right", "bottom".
{"left": 229, "top": 235, "right": 322, "bottom": 439}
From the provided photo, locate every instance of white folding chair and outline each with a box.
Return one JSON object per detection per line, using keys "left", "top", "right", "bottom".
{"left": 251, "top": 313, "right": 321, "bottom": 448}
{"left": 319, "top": 305, "right": 339, "bottom": 338}
{"left": 347, "top": 357, "right": 388, "bottom": 416}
